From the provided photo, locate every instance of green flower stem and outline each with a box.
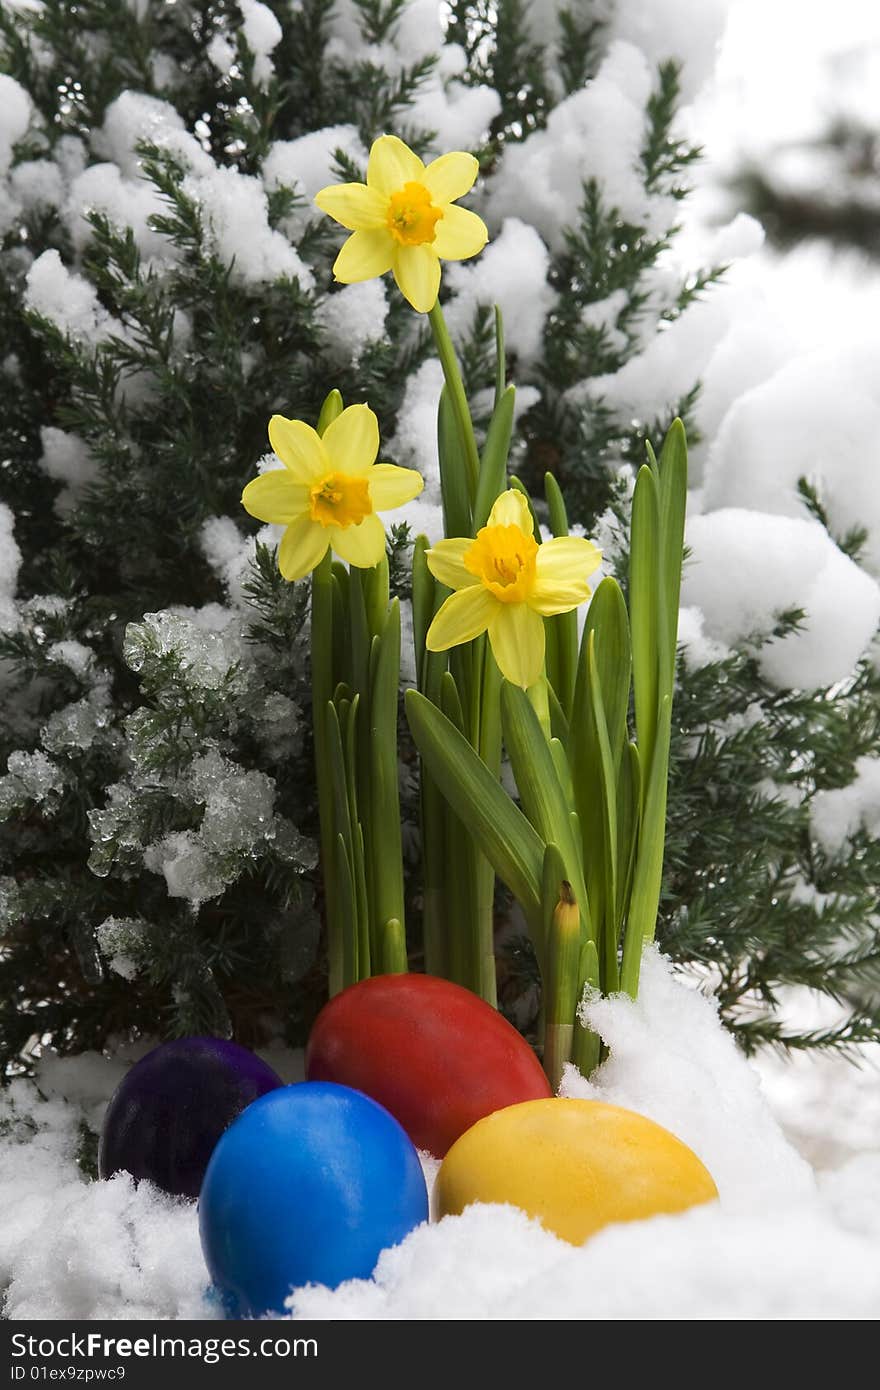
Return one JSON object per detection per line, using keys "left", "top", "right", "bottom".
{"left": 367, "top": 597, "right": 407, "bottom": 962}
{"left": 381, "top": 918, "right": 408, "bottom": 974}
{"left": 571, "top": 939, "right": 601, "bottom": 1077}
{"left": 428, "top": 301, "right": 480, "bottom": 504}
{"left": 526, "top": 675, "right": 552, "bottom": 741}
{"left": 619, "top": 421, "right": 687, "bottom": 997}
{"left": 311, "top": 552, "right": 345, "bottom": 995}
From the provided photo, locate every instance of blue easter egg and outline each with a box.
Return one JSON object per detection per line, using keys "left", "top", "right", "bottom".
{"left": 199, "top": 1081, "right": 429, "bottom": 1317}
{"left": 99, "top": 1037, "right": 282, "bottom": 1199}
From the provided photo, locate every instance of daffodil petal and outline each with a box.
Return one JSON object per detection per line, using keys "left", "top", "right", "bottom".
{"left": 426, "top": 586, "right": 495, "bottom": 651}
{"left": 278, "top": 516, "right": 330, "bottom": 581}
{"left": 488, "top": 604, "right": 545, "bottom": 688}
{"left": 487, "top": 488, "right": 535, "bottom": 535}
{"left": 367, "top": 134, "right": 425, "bottom": 195}
{"left": 432, "top": 205, "right": 488, "bottom": 262}
{"left": 421, "top": 151, "right": 479, "bottom": 205}
{"left": 328, "top": 512, "right": 386, "bottom": 568}
{"left": 241, "top": 469, "right": 309, "bottom": 524}
{"left": 314, "top": 181, "right": 388, "bottom": 231}
{"left": 425, "top": 538, "right": 480, "bottom": 591}
{"left": 530, "top": 536, "right": 603, "bottom": 615}
{"left": 333, "top": 229, "right": 395, "bottom": 283}
{"left": 322, "top": 404, "right": 380, "bottom": 475}
{"left": 368, "top": 462, "right": 424, "bottom": 510}
{"left": 268, "top": 416, "right": 327, "bottom": 481}
{"left": 392, "top": 244, "right": 441, "bottom": 313}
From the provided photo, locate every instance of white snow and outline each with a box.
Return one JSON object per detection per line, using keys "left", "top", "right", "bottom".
{"left": 444, "top": 219, "right": 556, "bottom": 367}
{"left": 237, "top": 0, "right": 282, "bottom": 88}
{"left": 0, "top": 1079, "right": 211, "bottom": 1320}
{"left": 676, "top": 604, "right": 730, "bottom": 669}
{"left": 607, "top": 0, "right": 728, "bottom": 100}
{"left": 207, "top": 32, "right": 236, "bottom": 77}
{"left": 38, "top": 426, "right": 100, "bottom": 515}
{"left": 2, "top": 951, "right": 878, "bottom": 1321}
{"left": 0, "top": 503, "right": 21, "bottom": 634}
{"left": 0, "top": 74, "right": 31, "bottom": 176}
{"left": 388, "top": 358, "right": 444, "bottom": 505}
{"left": 46, "top": 640, "right": 95, "bottom": 680}
{"left": 315, "top": 280, "right": 389, "bottom": 364}
{"left": 681, "top": 509, "right": 880, "bottom": 690}
{"left": 182, "top": 165, "right": 314, "bottom": 290}
{"left": 488, "top": 44, "right": 667, "bottom": 251}
{"left": 199, "top": 515, "right": 257, "bottom": 608}
{"left": 24, "top": 250, "right": 120, "bottom": 344}
{"left": 10, "top": 158, "right": 64, "bottom": 214}
{"left": 702, "top": 349, "right": 880, "bottom": 578}
{"left": 64, "top": 162, "right": 171, "bottom": 263}
{"left": 811, "top": 756, "right": 880, "bottom": 855}
{"left": 262, "top": 125, "right": 367, "bottom": 233}
{"left": 93, "top": 92, "right": 213, "bottom": 180}
{"left": 407, "top": 74, "right": 500, "bottom": 153}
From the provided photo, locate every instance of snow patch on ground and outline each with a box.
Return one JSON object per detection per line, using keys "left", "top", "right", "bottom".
{"left": 2, "top": 952, "right": 878, "bottom": 1321}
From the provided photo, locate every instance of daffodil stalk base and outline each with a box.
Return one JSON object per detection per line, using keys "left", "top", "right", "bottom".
{"left": 246, "top": 132, "right": 689, "bottom": 1080}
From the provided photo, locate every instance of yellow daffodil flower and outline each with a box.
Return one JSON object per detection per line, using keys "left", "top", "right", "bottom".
{"left": 314, "top": 134, "right": 489, "bottom": 314}
{"left": 241, "top": 403, "right": 423, "bottom": 581}
{"left": 425, "top": 490, "right": 601, "bottom": 688}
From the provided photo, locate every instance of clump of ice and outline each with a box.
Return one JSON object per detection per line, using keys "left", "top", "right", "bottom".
{"left": 42, "top": 689, "right": 114, "bottom": 756}
{"left": 191, "top": 750, "right": 275, "bottom": 856}
{"left": 143, "top": 830, "right": 229, "bottom": 905}
{"left": 0, "top": 749, "right": 65, "bottom": 817}
{"left": 123, "top": 610, "right": 244, "bottom": 692}
{"left": 811, "top": 756, "right": 880, "bottom": 855}
{"left": 406, "top": 65, "right": 500, "bottom": 152}
{"left": 681, "top": 509, "right": 880, "bottom": 689}
{"left": 95, "top": 916, "right": 150, "bottom": 981}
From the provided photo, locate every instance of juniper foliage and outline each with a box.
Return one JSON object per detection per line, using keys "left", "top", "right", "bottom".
{"left": 1, "top": 0, "right": 878, "bottom": 1080}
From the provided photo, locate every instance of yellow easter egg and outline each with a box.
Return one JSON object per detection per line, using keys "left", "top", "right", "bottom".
{"left": 435, "top": 1098, "right": 718, "bottom": 1244}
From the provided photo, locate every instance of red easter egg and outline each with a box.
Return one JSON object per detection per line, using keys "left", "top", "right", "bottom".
{"left": 305, "top": 974, "right": 552, "bottom": 1157}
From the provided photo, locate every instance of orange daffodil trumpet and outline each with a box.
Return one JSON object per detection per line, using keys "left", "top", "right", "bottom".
{"left": 426, "top": 490, "right": 602, "bottom": 689}
{"left": 241, "top": 403, "right": 423, "bottom": 581}
{"left": 314, "top": 135, "right": 489, "bottom": 314}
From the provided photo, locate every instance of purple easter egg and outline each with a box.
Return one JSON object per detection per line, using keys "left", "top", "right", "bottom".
{"left": 98, "top": 1037, "right": 282, "bottom": 1199}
